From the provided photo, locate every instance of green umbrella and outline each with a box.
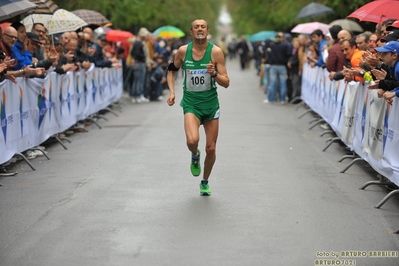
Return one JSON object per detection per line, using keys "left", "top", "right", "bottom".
{"left": 153, "top": 25, "right": 185, "bottom": 39}
{"left": 249, "top": 31, "right": 276, "bottom": 42}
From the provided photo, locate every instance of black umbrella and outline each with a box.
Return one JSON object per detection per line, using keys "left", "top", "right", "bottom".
{"left": 71, "top": 9, "right": 110, "bottom": 27}
{"left": 0, "top": 0, "right": 37, "bottom": 22}
{"left": 296, "top": 2, "right": 334, "bottom": 19}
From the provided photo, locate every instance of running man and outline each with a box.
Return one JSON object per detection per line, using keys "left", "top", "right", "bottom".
{"left": 167, "top": 19, "right": 230, "bottom": 196}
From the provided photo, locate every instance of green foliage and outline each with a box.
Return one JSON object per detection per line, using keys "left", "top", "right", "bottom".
{"left": 51, "top": 0, "right": 376, "bottom": 36}
{"left": 53, "top": 0, "right": 222, "bottom": 36}
{"left": 225, "top": 0, "right": 372, "bottom": 35}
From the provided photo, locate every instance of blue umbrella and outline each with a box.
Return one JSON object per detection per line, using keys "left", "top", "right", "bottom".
{"left": 249, "top": 31, "right": 276, "bottom": 42}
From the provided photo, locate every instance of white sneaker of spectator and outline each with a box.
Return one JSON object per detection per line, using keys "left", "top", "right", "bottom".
{"left": 319, "top": 123, "right": 331, "bottom": 130}
{"left": 33, "top": 150, "right": 47, "bottom": 157}
{"left": 25, "top": 150, "right": 37, "bottom": 160}
{"left": 136, "top": 97, "right": 143, "bottom": 103}
{"left": 140, "top": 95, "right": 149, "bottom": 103}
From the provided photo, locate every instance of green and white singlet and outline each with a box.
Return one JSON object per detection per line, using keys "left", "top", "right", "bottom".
{"left": 180, "top": 42, "right": 219, "bottom": 111}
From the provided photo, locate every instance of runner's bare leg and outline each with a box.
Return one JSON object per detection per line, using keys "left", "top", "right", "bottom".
{"left": 202, "top": 119, "right": 219, "bottom": 180}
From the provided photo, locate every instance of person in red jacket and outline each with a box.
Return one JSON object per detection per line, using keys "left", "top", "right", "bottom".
{"left": 326, "top": 25, "right": 346, "bottom": 81}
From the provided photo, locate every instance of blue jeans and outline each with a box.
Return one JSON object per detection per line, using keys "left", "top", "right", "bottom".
{"left": 268, "top": 65, "right": 287, "bottom": 102}
{"left": 130, "top": 62, "right": 146, "bottom": 98}
{"left": 263, "top": 64, "right": 271, "bottom": 95}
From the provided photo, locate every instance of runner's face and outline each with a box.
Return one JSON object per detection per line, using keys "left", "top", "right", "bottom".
{"left": 191, "top": 20, "right": 208, "bottom": 41}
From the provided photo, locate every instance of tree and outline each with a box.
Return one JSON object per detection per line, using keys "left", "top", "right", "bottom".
{"left": 225, "top": 0, "right": 372, "bottom": 35}
{"left": 53, "top": 0, "right": 223, "bottom": 36}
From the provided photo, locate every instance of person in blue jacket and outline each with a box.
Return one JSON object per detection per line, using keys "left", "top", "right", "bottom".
{"left": 10, "top": 22, "right": 32, "bottom": 70}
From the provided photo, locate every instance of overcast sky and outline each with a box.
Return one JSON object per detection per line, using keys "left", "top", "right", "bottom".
{"left": 218, "top": 5, "right": 232, "bottom": 25}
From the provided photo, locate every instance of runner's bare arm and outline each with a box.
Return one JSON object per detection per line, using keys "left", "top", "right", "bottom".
{"left": 211, "top": 46, "right": 230, "bottom": 88}
{"left": 167, "top": 46, "right": 187, "bottom": 106}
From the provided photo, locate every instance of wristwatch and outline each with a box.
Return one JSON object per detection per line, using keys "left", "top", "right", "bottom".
{"left": 211, "top": 71, "right": 218, "bottom": 78}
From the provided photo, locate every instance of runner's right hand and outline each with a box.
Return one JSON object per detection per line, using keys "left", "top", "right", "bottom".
{"left": 167, "top": 92, "right": 175, "bottom": 106}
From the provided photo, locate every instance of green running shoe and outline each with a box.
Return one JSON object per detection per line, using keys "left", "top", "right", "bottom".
{"left": 200, "top": 180, "right": 211, "bottom": 196}
{"left": 190, "top": 148, "right": 201, "bottom": 177}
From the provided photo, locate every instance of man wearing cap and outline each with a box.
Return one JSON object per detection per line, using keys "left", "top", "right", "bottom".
{"left": 366, "top": 31, "right": 399, "bottom": 87}
{"left": 92, "top": 34, "right": 119, "bottom": 69}
{"left": 31, "top": 23, "right": 46, "bottom": 61}
{"left": 369, "top": 41, "right": 399, "bottom": 104}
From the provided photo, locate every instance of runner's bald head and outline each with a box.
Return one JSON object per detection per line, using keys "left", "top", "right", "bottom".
{"left": 191, "top": 19, "right": 208, "bottom": 30}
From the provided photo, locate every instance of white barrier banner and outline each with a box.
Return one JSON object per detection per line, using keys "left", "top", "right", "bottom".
{"left": 352, "top": 81, "right": 368, "bottom": 159}
{"left": 341, "top": 82, "right": 360, "bottom": 145}
{"left": 363, "top": 90, "right": 386, "bottom": 162}
{"left": 301, "top": 64, "right": 399, "bottom": 185}
{"left": 0, "top": 66, "right": 122, "bottom": 164}
{"left": 330, "top": 80, "right": 346, "bottom": 138}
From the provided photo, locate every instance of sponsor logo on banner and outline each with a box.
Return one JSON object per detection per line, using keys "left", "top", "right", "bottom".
{"left": 19, "top": 86, "right": 28, "bottom": 137}
{"left": 108, "top": 75, "right": 112, "bottom": 92}
{"left": 48, "top": 80, "right": 54, "bottom": 119}
{"left": 59, "top": 80, "right": 63, "bottom": 116}
{"left": 92, "top": 72, "right": 97, "bottom": 102}
{"left": 38, "top": 87, "right": 47, "bottom": 129}
{"left": 361, "top": 93, "right": 368, "bottom": 141}
{"left": 66, "top": 77, "right": 71, "bottom": 114}
{"left": 75, "top": 75, "right": 81, "bottom": 107}
{"left": 1, "top": 90, "right": 7, "bottom": 142}
{"left": 99, "top": 72, "right": 104, "bottom": 96}
{"left": 337, "top": 83, "right": 348, "bottom": 126}
{"left": 84, "top": 73, "right": 88, "bottom": 104}
{"left": 383, "top": 104, "right": 392, "bottom": 152}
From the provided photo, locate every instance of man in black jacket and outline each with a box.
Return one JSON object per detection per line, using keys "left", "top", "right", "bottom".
{"left": 130, "top": 27, "right": 149, "bottom": 103}
{"left": 264, "top": 32, "right": 292, "bottom": 104}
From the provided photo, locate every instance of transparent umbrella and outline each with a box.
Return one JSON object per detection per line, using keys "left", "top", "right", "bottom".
{"left": 291, "top": 22, "right": 330, "bottom": 35}
{"left": 22, "top": 8, "right": 87, "bottom": 34}
{"left": 329, "top": 19, "right": 363, "bottom": 33}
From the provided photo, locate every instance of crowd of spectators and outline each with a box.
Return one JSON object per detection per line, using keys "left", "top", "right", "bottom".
{"left": 0, "top": 20, "right": 125, "bottom": 178}
{"left": 0, "top": 18, "right": 192, "bottom": 179}
{"left": 230, "top": 18, "right": 399, "bottom": 114}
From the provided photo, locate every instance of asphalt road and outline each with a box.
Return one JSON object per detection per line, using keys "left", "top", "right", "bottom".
{"left": 1, "top": 58, "right": 399, "bottom": 266}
